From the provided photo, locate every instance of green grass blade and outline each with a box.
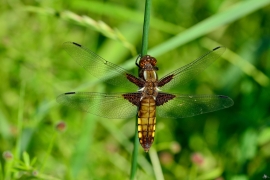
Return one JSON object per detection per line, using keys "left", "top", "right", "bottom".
{"left": 15, "top": 81, "right": 26, "bottom": 158}
{"left": 0, "top": 161, "right": 3, "bottom": 180}
{"left": 149, "top": 148, "right": 164, "bottom": 180}
{"left": 70, "top": 114, "right": 97, "bottom": 178}
{"left": 141, "top": 0, "right": 151, "bottom": 56}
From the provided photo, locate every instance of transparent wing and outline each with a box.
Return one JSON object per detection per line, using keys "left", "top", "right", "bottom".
{"left": 157, "top": 93, "right": 234, "bottom": 118}
{"left": 63, "top": 42, "right": 137, "bottom": 90}
{"left": 158, "top": 47, "right": 226, "bottom": 90}
{"left": 57, "top": 92, "right": 138, "bottom": 119}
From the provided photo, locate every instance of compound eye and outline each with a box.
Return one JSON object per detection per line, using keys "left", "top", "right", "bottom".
{"left": 150, "top": 58, "right": 157, "bottom": 66}
{"left": 140, "top": 61, "right": 145, "bottom": 67}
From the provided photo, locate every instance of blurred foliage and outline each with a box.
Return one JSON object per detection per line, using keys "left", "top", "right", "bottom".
{"left": 0, "top": 0, "right": 270, "bottom": 179}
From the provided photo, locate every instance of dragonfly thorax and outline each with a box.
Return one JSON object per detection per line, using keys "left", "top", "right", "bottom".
{"left": 143, "top": 68, "right": 157, "bottom": 82}
{"left": 139, "top": 82, "right": 159, "bottom": 100}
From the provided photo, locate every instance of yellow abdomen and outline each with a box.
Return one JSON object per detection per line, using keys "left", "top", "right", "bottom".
{"left": 138, "top": 97, "right": 156, "bottom": 152}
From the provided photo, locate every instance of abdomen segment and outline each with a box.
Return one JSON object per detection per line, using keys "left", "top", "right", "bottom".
{"left": 138, "top": 97, "right": 156, "bottom": 152}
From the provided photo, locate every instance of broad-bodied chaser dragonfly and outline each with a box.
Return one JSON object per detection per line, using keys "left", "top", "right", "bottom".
{"left": 57, "top": 42, "right": 234, "bottom": 152}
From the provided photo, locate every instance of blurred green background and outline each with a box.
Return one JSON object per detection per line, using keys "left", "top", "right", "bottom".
{"left": 0, "top": 0, "right": 270, "bottom": 179}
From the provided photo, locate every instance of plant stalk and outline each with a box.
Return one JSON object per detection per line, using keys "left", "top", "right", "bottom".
{"left": 130, "top": 0, "right": 151, "bottom": 179}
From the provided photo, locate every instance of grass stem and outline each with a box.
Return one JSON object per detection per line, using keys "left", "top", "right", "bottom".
{"left": 130, "top": 0, "right": 151, "bottom": 179}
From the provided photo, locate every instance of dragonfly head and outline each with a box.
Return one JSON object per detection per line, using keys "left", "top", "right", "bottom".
{"left": 139, "top": 55, "right": 157, "bottom": 69}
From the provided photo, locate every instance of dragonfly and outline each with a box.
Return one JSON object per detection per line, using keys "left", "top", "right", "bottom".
{"left": 57, "top": 42, "right": 234, "bottom": 152}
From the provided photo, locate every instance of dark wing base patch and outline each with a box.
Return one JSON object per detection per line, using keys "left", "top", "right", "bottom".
{"left": 126, "top": 74, "right": 144, "bottom": 87}
{"left": 156, "top": 93, "right": 176, "bottom": 106}
{"left": 158, "top": 74, "right": 174, "bottom": 87}
{"left": 122, "top": 93, "right": 141, "bottom": 106}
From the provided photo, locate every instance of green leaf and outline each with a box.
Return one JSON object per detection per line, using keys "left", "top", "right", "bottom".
{"left": 23, "top": 151, "right": 30, "bottom": 169}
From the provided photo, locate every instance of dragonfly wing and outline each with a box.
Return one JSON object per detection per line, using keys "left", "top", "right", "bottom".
{"left": 57, "top": 92, "right": 139, "bottom": 119}
{"left": 63, "top": 42, "right": 138, "bottom": 90}
{"left": 156, "top": 93, "right": 234, "bottom": 118}
{"left": 158, "top": 47, "right": 226, "bottom": 90}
